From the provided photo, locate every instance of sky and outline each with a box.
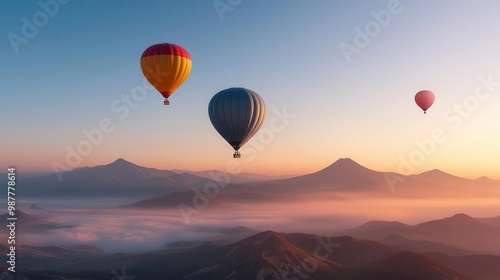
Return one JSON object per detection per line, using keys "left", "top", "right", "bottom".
{"left": 1, "top": 0, "right": 500, "bottom": 179}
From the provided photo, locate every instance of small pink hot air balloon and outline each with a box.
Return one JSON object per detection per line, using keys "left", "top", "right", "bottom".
{"left": 415, "top": 90, "right": 435, "bottom": 114}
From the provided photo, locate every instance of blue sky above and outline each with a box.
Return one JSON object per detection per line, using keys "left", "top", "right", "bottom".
{"left": 1, "top": 0, "right": 500, "bottom": 178}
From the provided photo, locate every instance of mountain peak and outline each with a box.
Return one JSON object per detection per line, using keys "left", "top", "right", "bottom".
{"left": 414, "top": 169, "right": 466, "bottom": 180}
{"left": 257, "top": 230, "right": 284, "bottom": 238}
{"left": 431, "top": 213, "right": 476, "bottom": 224}
{"left": 476, "top": 176, "right": 493, "bottom": 181}
{"left": 30, "top": 204, "right": 42, "bottom": 209}
{"left": 105, "top": 158, "right": 142, "bottom": 170}
{"left": 352, "top": 220, "right": 410, "bottom": 232}
{"left": 332, "top": 157, "right": 360, "bottom": 165}
{"left": 111, "top": 158, "right": 135, "bottom": 165}
{"left": 312, "top": 157, "right": 382, "bottom": 178}
{"left": 241, "top": 230, "right": 288, "bottom": 245}
{"left": 447, "top": 213, "right": 474, "bottom": 221}
{"left": 416, "top": 213, "right": 486, "bottom": 231}
{"left": 273, "top": 157, "right": 387, "bottom": 191}
{"left": 321, "top": 158, "right": 371, "bottom": 172}
{"left": 423, "top": 168, "right": 444, "bottom": 173}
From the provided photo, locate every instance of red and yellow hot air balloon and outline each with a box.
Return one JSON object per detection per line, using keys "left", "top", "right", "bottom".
{"left": 415, "top": 90, "right": 435, "bottom": 114}
{"left": 140, "top": 43, "right": 192, "bottom": 105}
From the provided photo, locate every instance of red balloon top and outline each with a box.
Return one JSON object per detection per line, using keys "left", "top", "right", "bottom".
{"left": 141, "top": 43, "right": 191, "bottom": 59}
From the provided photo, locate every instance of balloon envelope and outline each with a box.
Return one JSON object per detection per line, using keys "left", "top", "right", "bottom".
{"left": 415, "top": 90, "right": 435, "bottom": 113}
{"left": 140, "top": 43, "right": 192, "bottom": 104}
{"left": 208, "top": 88, "right": 266, "bottom": 157}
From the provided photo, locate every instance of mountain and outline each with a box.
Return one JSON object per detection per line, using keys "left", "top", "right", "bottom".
{"left": 415, "top": 213, "right": 489, "bottom": 232}
{"left": 380, "top": 234, "right": 474, "bottom": 256}
{"left": 18, "top": 158, "right": 212, "bottom": 197}
{"left": 214, "top": 226, "right": 258, "bottom": 236}
{"left": 0, "top": 265, "right": 58, "bottom": 280}
{"left": 427, "top": 252, "right": 500, "bottom": 280}
{"left": 0, "top": 243, "right": 107, "bottom": 272}
{"left": 476, "top": 176, "right": 495, "bottom": 182}
{"left": 23, "top": 244, "right": 105, "bottom": 267}
{"left": 345, "top": 220, "right": 416, "bottom": 243}
{"left": 122, "top": 187, "right": 288, "bottom": 209}
{"left": 0, "top": 210, "right": 41, "bottom": 223}
{"left": 363, "top": 251, "right": 473, "bottom": 280}
{"left": 15, "top": 158, "right": 500, "bottom": 200}
{"left": 166, "top": 240, "right": 202, "bottom": 249}
{"left": 29, "top": 203, "right": 43, "bottom": 210}
{"left": 410, "top": 169, "right": 472, "bottom": 185}
{"left": 8, "top": 230, "right": 494, "bottom": 280}
{"left": 267, "top": 158, "right": 392, "bottom": 192}
{"left": 478, "top": 216, "right": 500, "bottom": 228}
{"left": 51, "top": 231, "right": 400, "bottom": 280}
{"left": 173, "top": 169, "right": 294, "bottom": 184}
{"left": 249, "top": 158, "right": 497, "bottom": 197}
{"left": 195, "top": 231, "right": 352, "bottom": 280}
{"left": 122, "top": 190, "right": 203, "bottom": 208}
{"left": 350, "top": 220, "right": 411, "bottom": 233}
{"left": 65, "top": 158, "right": 209, "bottom": 188}
{"left": 413, "top": 214, "right": 500, "bottom": 252}
{"left": 347, "top": 213, "right": 500, "bottom": 255}
{"left": 115, "top": 157, "right": 500, "bottom": 209}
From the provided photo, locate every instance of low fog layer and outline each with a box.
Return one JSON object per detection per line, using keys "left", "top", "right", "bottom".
{"left": 5, "top": 195, "right": 499, "bottom": 253}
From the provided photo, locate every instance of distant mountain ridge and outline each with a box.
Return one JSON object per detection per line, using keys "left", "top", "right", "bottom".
{"left": 4, "top": 229, "right": 487, "bottom": 280}
{"left": 347, "top": 213, "right": 500, "bottom": 255}
{"left": 18, "top": 158, "right": 212, "bottom": 197}
{"left": 268, "top": 158, "right": 391, "bottom": 191}
{"left": 15, "top": 158, "right": 500, "bottom": 200}
{"left": 172, "top": 169, "right": 294, "bottom": 183}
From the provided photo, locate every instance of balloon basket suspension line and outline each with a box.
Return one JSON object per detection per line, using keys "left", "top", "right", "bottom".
{"left": 164, "top": 98, "right": 170, "bottom": 105}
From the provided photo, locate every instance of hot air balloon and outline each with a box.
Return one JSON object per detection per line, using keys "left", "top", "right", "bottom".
{"left": 208, "top": 87, "right": 266, "bottom": 158}
{"left": 140, "top": 43, "right": 192, "bottom": 105}
{"left": 415, "top": 90, "right": 435, "bottom": 114}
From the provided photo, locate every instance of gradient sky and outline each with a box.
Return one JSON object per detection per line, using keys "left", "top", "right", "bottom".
{"left": 1, "top": 0, "right": 500, "bottom": 179}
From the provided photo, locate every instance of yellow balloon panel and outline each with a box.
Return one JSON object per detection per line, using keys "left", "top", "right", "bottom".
{"left": 141, "top": 55, "right": 192, "bottom": 98}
